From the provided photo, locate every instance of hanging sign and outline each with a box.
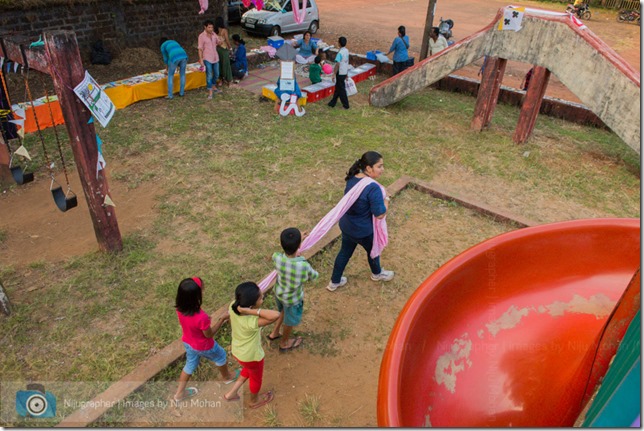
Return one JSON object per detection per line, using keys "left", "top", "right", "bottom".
{"left": 498, "top": 6, "right": 525, "bottom": 32}
{"left": 73, "top": 71, "right": 115, "bottom": 128}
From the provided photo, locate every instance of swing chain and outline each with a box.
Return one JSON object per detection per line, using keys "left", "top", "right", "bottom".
{"left": 0, "top": 57, "right": 18, "bottom": 157}
{"left": 21, "top": 44, "right": 53, "bottom": 173}
{"left": 40, "top": 72, "right": 70, "bottom": 187}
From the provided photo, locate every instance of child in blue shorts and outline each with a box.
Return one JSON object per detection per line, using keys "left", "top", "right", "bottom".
{"left": 173, "top": 277, "right": 238, "bottom": 402}
{"left": 267, "top": 228, "right": 319, "bottom": 352}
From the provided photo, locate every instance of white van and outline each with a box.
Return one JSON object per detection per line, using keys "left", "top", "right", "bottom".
{"left": 241, "top": 0, "right": 319, "bottom": 37}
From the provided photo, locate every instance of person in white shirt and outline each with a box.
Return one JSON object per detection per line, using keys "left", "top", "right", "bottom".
{"left": 328, "top": 36, "right": 350, "bottom": 110}
{"left": 428, "top": 27, "right": 448, "bottom": 56}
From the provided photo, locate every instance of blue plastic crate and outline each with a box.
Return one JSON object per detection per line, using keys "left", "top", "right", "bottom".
{"left": 267, "top": 36, "right": 285, "bottom": 49}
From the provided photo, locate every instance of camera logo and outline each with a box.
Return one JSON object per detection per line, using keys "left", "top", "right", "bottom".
{"left": 15, "top": 383, "right": 57, "bottom": 418}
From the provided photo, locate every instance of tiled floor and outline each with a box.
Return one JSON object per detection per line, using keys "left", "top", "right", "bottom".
{"left": 235, "top": 61, "right": 315, "bottom": 96}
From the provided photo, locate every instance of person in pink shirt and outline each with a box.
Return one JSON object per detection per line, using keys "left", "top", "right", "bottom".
{"left": 173, "top": 277, "right": 238, "bottom": 402}
{"left": 198, "top": 20, "right": 222, "bottom": 99}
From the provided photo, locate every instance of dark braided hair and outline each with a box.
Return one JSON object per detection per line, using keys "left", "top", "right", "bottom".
{"left": 345, "top": 151, "right": 383, "bottom": 181}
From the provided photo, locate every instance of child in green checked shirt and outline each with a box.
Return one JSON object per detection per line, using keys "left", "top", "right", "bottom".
{"left": 267, "top": 227, "right": 319, "bottom": 352}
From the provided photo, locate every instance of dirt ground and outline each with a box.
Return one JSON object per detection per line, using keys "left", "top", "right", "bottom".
{"left": 0, "top": 0, "right": 640, "bottom": 427}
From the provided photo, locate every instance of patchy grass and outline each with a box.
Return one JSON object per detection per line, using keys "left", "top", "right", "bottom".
{"left": 0, "top": 74, "right": 639, "bottom": 426}
{"left": 263, "top": 404, "right": 282, "bottom": 427}
{"left": 298, "top": 394, "right": 323, "bottom": 426}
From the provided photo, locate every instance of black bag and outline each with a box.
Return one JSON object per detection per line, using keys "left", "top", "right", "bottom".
{"left": 405, "top": 57, "right": 414, "bottom": 67}
{"left": 90, "top": 40, "right": 112, "bottom": 65}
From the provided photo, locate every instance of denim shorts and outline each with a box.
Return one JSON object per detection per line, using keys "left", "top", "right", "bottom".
{"left": 275, "top": 298, "right": 304, "bottom": 327}
{"left": 183, "top": 342, "right": 227, "bottom": 375}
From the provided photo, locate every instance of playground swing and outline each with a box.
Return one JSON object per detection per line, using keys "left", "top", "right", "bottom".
{"left": 23, "top": 59, "right": 77, "bottom": 212}
{"left": 0, "top": 60, "right": 34, "bottom": 185}
{"left": 43, "top": 82, "right": 77, "bottom": 212}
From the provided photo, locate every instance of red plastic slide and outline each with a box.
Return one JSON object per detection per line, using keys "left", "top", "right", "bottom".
{"left": 378, "top": 218, "right": 640, "bottom": 427}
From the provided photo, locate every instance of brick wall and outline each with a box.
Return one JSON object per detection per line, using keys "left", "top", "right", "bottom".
{"left": 0, "top": 0, "right": 226, "bottom": 53}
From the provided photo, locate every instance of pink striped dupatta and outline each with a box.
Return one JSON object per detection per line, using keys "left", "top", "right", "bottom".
{"left": 258, "top": 177, "right": 388, "bottom": 291}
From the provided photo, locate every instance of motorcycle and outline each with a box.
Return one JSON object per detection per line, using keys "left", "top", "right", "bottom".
{"left": 565, "top": 3, "right": 592, "bottom": 20}
{"left": 438, "top": 17, "right": 454, "bottom": 41}
{"left": 617, "top": 9, "right": 640, "bottom": 25}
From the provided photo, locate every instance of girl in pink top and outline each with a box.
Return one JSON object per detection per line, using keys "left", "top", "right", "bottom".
{"left": 173, "top": 277, "right": 237, "bottom": 402}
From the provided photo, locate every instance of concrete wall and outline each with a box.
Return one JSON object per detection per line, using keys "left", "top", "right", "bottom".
{"left": 0, "top": 0, "right": 226, "bottom": 53}
{"left": 370, "top": 10, "right": 641, "bottom": 154}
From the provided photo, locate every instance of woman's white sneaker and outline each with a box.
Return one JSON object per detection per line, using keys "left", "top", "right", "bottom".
{"left": 326, "top": 276, "right": 348, "bottom": 292}
{"left": 371, "top": 269, "right": 394, "bottom": 281}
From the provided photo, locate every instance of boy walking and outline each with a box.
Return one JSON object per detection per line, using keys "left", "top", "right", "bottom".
{"left": 268, "top": 228, "right": 319, "bottom": 352}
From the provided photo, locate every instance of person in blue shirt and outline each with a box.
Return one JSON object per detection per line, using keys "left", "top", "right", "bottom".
{"left": 231, "top": 34, "right": 248, "bottom": 82}
{"left": 295, "top": 31, "right": 318, "bottom": 64}
{"left": 159, "top": 37, "right": 188, "bottom": 99}
{"left": 386, "top": 26, "right": 411, "bottom": 76}
{"left": 327, "top": 151, "right": 395, "bottom": 292}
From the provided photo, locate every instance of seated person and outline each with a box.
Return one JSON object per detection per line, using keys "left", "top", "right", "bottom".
{"left": 294, "top": 31, "right": 318, "bottom": 64}
{"left": 309, "top": 55, "right": 322, "bottom": 84}
{"left": 231, "top": 34, "right": 248, "bottom": 81}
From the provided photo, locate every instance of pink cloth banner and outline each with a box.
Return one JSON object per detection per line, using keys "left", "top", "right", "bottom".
{"left": 199, "top": 0, "right": 208, "bottom": 14}
{"left": 291, "top": 0, "right": 308, "bottom": 24}
{"left": 258, "top": 177, "right": 388, "bottom": 291}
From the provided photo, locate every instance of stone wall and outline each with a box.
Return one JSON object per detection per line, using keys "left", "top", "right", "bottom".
{"left": 0, "top": 0, "right": 226, "bottom": 53}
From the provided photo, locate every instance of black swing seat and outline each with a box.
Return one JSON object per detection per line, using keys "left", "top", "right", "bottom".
{"left": 51, "top": 185, "right": 78, "bottom": 212}
{"left": 10, "top": 166, "right": 34, "bottom": 185}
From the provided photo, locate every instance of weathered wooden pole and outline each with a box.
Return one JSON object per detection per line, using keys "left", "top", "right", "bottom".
{"left": 0, "top": 68, "right": 14, "bottom": 185}
{"left": 0, "top": 280, "right": 11, "bottom": 316}
{"left": 0, "top": 133, "right": 10, "bottom": 184}
{"left": 419, "top": 0, "right": 438, "bottom": 61}
{"left": 471, "top": 57, "right": 507, "bottom": 131}
{"left": 43, "top": 31, "right": 122, "bottom": 252}
{"left": 513, "top": 66, "right": 550, "bottom": 144}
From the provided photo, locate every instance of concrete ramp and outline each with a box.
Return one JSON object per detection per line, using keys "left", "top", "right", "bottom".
{"left": 369, "top": 8, "right": 641, "bottom": 154}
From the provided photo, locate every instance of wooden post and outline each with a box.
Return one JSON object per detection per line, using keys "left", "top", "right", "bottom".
{"left": 0, "top": 134, "right": 10, "bottom": 185}
{"left": 43, "top": 31, "right": 123, "bottom": 252}
{"left": 513, "top": 66, "right": 551, "bottom": 144}
{"left": 419, "top": 0, "right": 438, "bottom": 61}
{"left": 0, "top": 280, "right": 11, "bottom": 316}
{"left": 0, "top": 68, "right": 13, "bottom": 185}
{"left": 471, "top": 57, "right": 507, "bottom": 131}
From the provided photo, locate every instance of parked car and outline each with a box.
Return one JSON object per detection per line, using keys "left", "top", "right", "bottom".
{"left": 228, "top": 0, "right": 249, "bottom": 24}
{"left": 241, "top": 0, "right": 319, "bottom": 36}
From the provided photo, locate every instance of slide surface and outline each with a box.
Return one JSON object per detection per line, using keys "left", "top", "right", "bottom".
{"left": 378, "top": 218, "right": 640, "bottom": 427}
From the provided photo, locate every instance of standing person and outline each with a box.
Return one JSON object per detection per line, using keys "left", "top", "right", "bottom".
{"left": 231, "top": 34, "right": 248, "bottom": 82}
{"left": 224, "top": 282, "right": 280, "bottom": 409}
{"left": 173, "top": 277, "right": 238, "bottom": 402}
{"left": 328, "top": 36, "right": 350, "bottom": 110}
{"left": 267, "top": 228, "right": 319, "bottom": 352}
{"left": 428, "top": 27, "right": 448, "bottom": 56}
{"left": 215, "top": 17, "right": 233, "bottom": 86}
{"left": 159, "top": 37, "right": 188, "bottom": 99}
{"left": 477, "top": 55, "right": 489, "bottom": 77}
{"left": 294, "top": 31, "right": 318, "bottom": 64}
{"left": 387, "top": 25, "right": 410, "bottom": 76}
{"left": 327, "top": 151, "right": 394, "bottom": 292}
{"left": 521, "top": 66, "right": 534, "bottom": 91}
{"left": 198, "top": 19, "right": 222, "bottom": 99}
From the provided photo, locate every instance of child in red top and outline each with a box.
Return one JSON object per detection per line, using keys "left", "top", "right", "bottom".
{"left": 173, "top": 277, "right": 237, "bottom": 402}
